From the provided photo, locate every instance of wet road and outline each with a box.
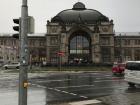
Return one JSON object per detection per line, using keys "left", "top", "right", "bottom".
{"left": 29, "top": 71, "right": 137, "bottom": 104}
{"left": 0, "top": 72, "right": 46, "bottom": 105}
{"left": 0, "top": 71, "right": 140, "bottom": 105}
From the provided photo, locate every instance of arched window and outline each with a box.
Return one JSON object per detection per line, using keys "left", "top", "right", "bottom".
{"left": 70, "top": 35, "right": 89, "bottom": 54}
{"left": 69, "top": 31, "right": 91, "bottom": 64}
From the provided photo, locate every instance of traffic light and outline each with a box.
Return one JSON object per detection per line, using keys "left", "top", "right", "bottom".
{"left": 13, "top": 18, "right": 20, "bottom": 39}
{"left": 12, "top": 16, "right": 34, "bottom": 39}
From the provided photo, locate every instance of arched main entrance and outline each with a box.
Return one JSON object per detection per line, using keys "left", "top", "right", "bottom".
{"left": 68, "top": 31, "right": 91, "bottom": 64}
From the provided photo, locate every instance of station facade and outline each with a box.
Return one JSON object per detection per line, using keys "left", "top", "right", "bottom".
{"left": 0, "top": 2, "right": 140, "bottom": 65}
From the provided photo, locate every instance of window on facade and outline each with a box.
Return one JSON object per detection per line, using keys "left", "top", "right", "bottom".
{"left": 70, "top": 35, "right": 89, "bottom": 54}
{"left": 7, "top": 56, "right": 9, "bottom": 60}
{"left": 114, "top": 39, "right": 120, "bottom": 46}
{"left": 12, "top": 40, "right": 16, "bottom": 46}
{"left": 50, "top": 37, "right": 58, "bottom": 45}
{"left": 123, "top": 39, "right": 130, "bottom": 45}
{"left": 100, "top": 37, "right": 110, "bottom": 45}
{"left": 114, "top": 48, "right": 121, "bottom": 57}
{"left": 38, "top": 48, "right": 46, "bottom": 63}
{"left": 124, "top": 49, "right": 131, "bottom": 61}
{"left": 124, "top": 49, "right": 131, "bottom": 56}
{"left": 29, "top": 40, "right": 35, "bottom": 46}
{"left": 134, "top": 49, "right": 140, "bottom": 60}
{"left": 0, "top": 56, "right": 3, "bottom": 59}
{"left": 39, "top": 40, "right": 45, "bottom": 46}
{"left": 50, "top": 48, "right": 59, "bottom": 63}
{"left": 3, "top": 40, "right": 6, "bottom": 45}
{"left": 51, "top": 26, "right": 57, "bottom": 33}
{"left": 135, "top": 40, "right": 140, "bottom": 45}
{"left": 101, "top": 47, "right": 111, "bottom": 62}
{"left": 0, "top": 40, "right": 3, "bottom": 45}
{"left": 114, "top": 48, "right": 122, "bottom": 62}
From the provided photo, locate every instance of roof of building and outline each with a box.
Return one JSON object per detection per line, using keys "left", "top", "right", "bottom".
{"left": 0, "top": 33, "right": 46, "bottom": 37}
{"left": 51, "top": 2, "right": 109, "bottom": 24}
{"left": 115, "top": 32, "right": 140, "bottom": 36}
{"left": 1, "top": 32, "right": 140, "bottom": 38}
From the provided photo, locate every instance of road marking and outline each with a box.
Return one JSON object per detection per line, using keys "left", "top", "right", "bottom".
{"left": 30, "top": 83, "right": 88, "bottom": 99}
{"left": 54, "top": 88, "right": 61, "bottom": 92}
{"left": 31, "top": 83, "right": 46, "bottom": 89}
{"left": 69, "top": 99, "right": 101, "bottom": 105}
{"left": 79, "top": 95, "right": 88, "bottom": 98}
{"left": 48, "top": 87, "right": 53, "bottom": 90}
{"left": 56, "top": 84, "right": 95, "bottom": 89}
{"left": 69, "top": 93, "right": 77, "bottom": 96}
{"left": 105, "top": 75, "right": 112, "bottom": 77}
{"left": 95, "top": 77, "right": 102, "bottom": 80}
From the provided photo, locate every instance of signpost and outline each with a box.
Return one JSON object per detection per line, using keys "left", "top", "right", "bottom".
{"left": 19, "top": 0, "right": 29, "bottom": 105}
{"left": 57, "top": 51, "right": 64, "bottom": 71}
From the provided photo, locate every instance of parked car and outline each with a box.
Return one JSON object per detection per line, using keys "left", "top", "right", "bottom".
{"left": 124, "top": 61, "right": 140, "bottom": 87}
{"left": 3, "top": 62, "right": 20, "bottom": 69}
{"left": 112, "top": 62, "right": 125, "bottom": 75}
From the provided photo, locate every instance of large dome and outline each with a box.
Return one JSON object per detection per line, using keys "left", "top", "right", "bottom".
{"left": 51, "top": 2, "right": 109, "bottom": 24}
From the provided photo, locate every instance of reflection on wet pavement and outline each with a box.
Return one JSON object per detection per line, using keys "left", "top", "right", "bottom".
{"left": 99, "top": 92, "right": 140, "bottom": 105}
{"left": 1, "top": 72, "right": 140, "bottom": 105}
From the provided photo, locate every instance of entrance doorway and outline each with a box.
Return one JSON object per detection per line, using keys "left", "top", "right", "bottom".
{"left": 68, "top": 31, "right": 91, "bottom": 64}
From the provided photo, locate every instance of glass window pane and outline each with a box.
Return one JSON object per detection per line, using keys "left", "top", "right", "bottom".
{"left": 69, "top": 35, "right": 90, "bottom": 55}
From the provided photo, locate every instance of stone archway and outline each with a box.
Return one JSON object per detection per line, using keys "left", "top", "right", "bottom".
{"left": 68, "top": 30, "right": 92, "bottom": 64}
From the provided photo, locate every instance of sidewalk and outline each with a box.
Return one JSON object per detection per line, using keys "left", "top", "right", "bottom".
{"left": 97, "top": 92, "right": 140, "bottom": 105}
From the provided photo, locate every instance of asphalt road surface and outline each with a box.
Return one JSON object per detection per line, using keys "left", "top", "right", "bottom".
{"left": 29, "top": 71, "right": 139, "bottom": 105}
{"left": 0, "top": 70, "right": 140, "bottom": 105}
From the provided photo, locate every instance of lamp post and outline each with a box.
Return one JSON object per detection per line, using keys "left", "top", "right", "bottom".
{"left": 19, "top": 0, "right": 29, "bottom": 105}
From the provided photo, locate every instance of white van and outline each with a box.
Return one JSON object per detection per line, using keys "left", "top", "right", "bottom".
{"left": 124, "top": 61, "right": 140, "bottom": 87}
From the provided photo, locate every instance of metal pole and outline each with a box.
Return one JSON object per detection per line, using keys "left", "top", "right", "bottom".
{"left": 119, "top": 34, "right": 122, "bottom": 63}
{"left": 58, "top": 52, "right": 61, "bottom": 71}
{"left": 59, "top": 34, "right": 61, "bottom": 71}
{"left": 19, "top": 0, "right": 29, "bottom": 105}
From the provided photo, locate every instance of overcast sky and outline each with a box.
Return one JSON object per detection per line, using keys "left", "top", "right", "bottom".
{"left": 0, "top": 0, "right": 140, "bottom": 33}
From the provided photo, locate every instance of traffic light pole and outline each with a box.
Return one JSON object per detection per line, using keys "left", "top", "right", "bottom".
{"left": 19, "top": 0, "right": 29, "bottom": 105}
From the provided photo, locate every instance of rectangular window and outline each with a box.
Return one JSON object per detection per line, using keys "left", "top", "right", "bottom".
{"left": 29, "top": 40, "right": 35, "bottom": 46}
{"left": 70, "top": 50, "right": 76, "bottom": 54}
{"left": 123, "top": 39, "right": 130, "bottom": 45}
{"left": 134, "top": 49, "right": 140, "bottom": 60}
{"left": 0, "top": 40, "right": 3, "bottom": 45}
{"left": 50, "top": 37, "right": 58, "bottom": 45}
{"left": 135, "top": 40, "right": 140, "bottom": 45}
{"left": 39, "top": 40, "right": 45, "bottom": 46}
{"left": 100, "top": 37, "right": 110, "bottom": 45}
{"left": 101, "top": 47, "right": 111, "bottom": 62}
{"left": 50, "top": 48, "right": 59, "bottom": 63}
{"left": 114, "top": 39, "right": 120, "bottom": 46}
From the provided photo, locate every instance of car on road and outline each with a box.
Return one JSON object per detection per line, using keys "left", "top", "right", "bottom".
{"left": 3, "top": 62, "right": 20, "bottom": 69}
{"left": 112, "top": 62, "right": 125, "bottom": 75}
{"left": 125, "top": 61, "right": 140, "bottom": 87}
